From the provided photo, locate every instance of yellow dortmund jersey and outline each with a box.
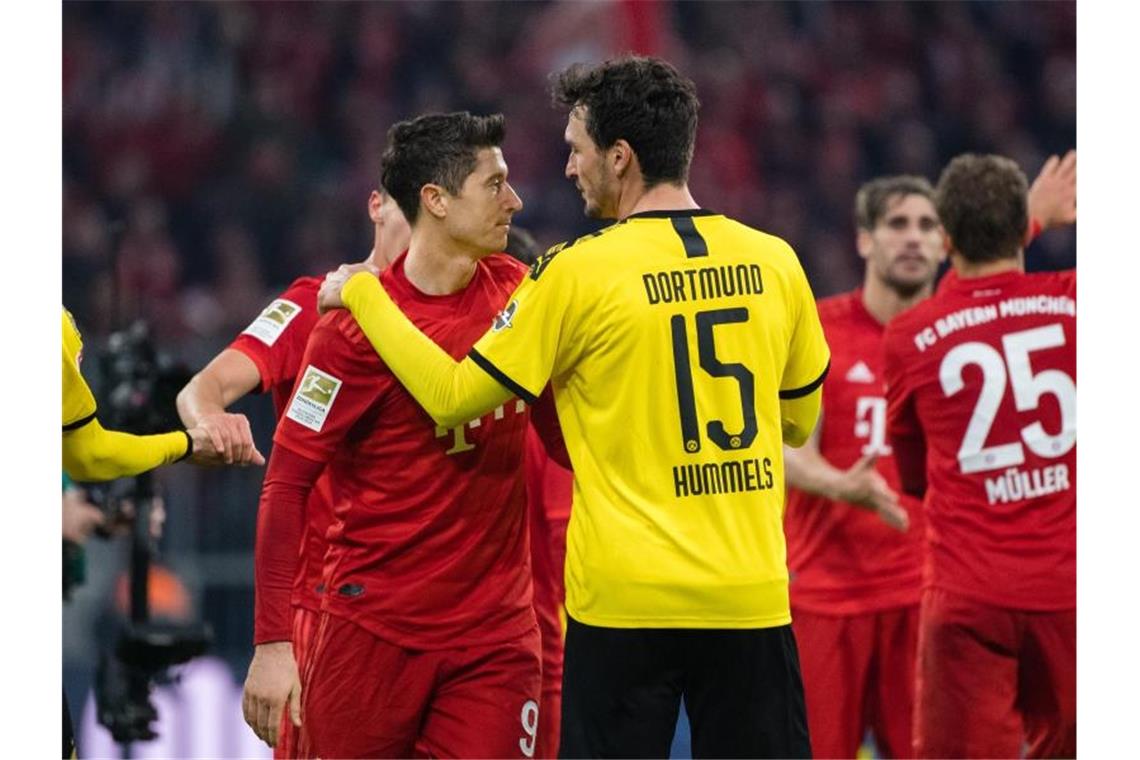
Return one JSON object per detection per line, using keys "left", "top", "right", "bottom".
{"left": 470, "top": 210, "right": 830, "bottom": 628}
{"left": 62, "top": 308, "right": 97, "bottom": 430}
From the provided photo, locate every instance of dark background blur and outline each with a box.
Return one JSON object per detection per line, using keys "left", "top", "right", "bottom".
{"left": 61, "top": 1, "right": 1075, "bottom": 754}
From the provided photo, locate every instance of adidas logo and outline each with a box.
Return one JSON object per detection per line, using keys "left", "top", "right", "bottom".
{"left": 845, "top": 361, "right": 875, "bottom": 384}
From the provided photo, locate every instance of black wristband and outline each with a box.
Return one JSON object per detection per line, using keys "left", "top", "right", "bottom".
{"left": 176, "top": 430, "right": 194, "bottom": 462}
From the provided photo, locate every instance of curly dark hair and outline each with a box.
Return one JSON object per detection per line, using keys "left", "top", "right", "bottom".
{"left": 935, "top": 154, "right": 1028, "bottom": 263}
{"left": 854, "top": 175, "right": 934, "bottom": 230}
{"left": 552, "top": 55, "right": 700, "bottom": 187}
{"left": 380, "top": 111, "right": 506, "bottom": 224}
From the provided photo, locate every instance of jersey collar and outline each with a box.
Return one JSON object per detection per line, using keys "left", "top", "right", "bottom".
{"left": 623, "top": 208, "right": 719, "bottom": 220}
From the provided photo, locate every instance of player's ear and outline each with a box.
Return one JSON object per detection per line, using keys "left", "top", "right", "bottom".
{"left": 941, "top": 230, "right": 955, "bottom": 256}
{"left": 610, "top": 139, "right": 634, "bottom": 178}
{"left": 367, "top": 190, "right": 383, "bottom": 224}
{"left": 420, "top": 184, "right": 448, "bottom": 220}
{"left": 856, "top": 229, "right": 874, "bottom": 260}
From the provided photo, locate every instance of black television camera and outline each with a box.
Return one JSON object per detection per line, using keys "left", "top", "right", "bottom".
{"left": 70, "top": 320, "right": 214, "bottom": 743}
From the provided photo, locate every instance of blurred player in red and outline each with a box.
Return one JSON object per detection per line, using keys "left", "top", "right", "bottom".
{"left": 783, "top": 175, "right": 938, "bottom": 759}
{"left": 177, "top": 187, "right": 410, "bottom": 755}
{"left": 883, "top": 153, "right": 1076, "bottom": 758}
{"left": 255, "top": 111, "right": 541, "bottom": 758}
{"left": 503, "top": 226, "right": 573, "bottom": 760}
{"left": 785, "top": 152, "right": 1075, "bottom": 758}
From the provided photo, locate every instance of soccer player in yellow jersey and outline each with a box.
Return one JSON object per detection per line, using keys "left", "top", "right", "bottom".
{"left": 319, "top": 56, "right": 828, "bottom": 758}
{"left": 62, "top": 307, "right": 250, "bottom": 481}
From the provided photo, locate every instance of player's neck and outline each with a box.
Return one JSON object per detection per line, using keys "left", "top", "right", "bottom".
{"left": 619, "top": 181, "right": 699, "bottom": 219}
{"left": 404, "top": 231, "right": 480, "bottom": 295}
{"left": 861, "top": 274, "right": 932, "bottom": 325}
{"left": 951, "top": 251, "right": 1024, "bottom": 279}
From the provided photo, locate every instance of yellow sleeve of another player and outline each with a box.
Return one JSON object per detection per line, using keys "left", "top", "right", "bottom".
{"left": 62, "top": 308, "right": 97, "bottom": 429}
{"left": 61, "top": 308, "right": 190, "bottom": 481}
{"left": 777, "top": 259, "right": 830, "bottom": 447}
{"left": 63, "top": 421, "right": 190, "bottom": 482}
{"left": 340, "top": 273, "right": 513, "bottom": 428}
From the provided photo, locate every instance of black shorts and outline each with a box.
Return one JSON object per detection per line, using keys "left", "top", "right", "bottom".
{"left": 559, "top": 618, "right": 810, "bottom": 759}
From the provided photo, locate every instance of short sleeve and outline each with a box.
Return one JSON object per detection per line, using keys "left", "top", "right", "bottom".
{"left": 273, "top": 315, "right": 387, "bottom": 461}
{"left": 62, "top": 309, "right": 97, "bottom": 429}
{"left": 779, "top": 258, "right": 831, "bottom": 398}
{"left": 229, "top": 281, "right": 320, "bottom": 392}
{"left": 468, "top": 254, "right": 581, "bottom": 404}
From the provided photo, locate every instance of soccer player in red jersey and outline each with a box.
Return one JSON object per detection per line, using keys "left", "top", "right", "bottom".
{"left": 784, "top": 152, "right": 1075, "bottom": 758}
{"left": 502, "top": 227, "right": 573, "bottom": 760}
{"left": 254, "top": 112, "right": 541, "bottom": 758}
{"left": 177, "top": 188, "right": 409, "bottom": 755}
{"left": 883, "top": 153, "right": 1076, "bottom": 758}
{"left": 524, "top": 426, "right": 572, "bottom": 758}
{"left": 783, "top": 176, "right": 939, "bottom": 759}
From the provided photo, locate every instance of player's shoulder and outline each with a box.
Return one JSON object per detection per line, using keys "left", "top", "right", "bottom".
{"left": 525, "top": 222, "right": 625, "bottom": 282}
{"left": 481, "top": 252, "right": 529, "bottom": 286}
{"left": 816, "top": 289, "right": 861, "bottom": 321}
{"left": 1023, "top": 267, "right": 1076, "bottom": 294}
{"left": 310, "top": 302, "right": 378, "bottom": 356}
{"left": 711, "top": 215, "right": 800, "bottom": 257}
{"left": 279, "top": 276, "right": 323, "bottom": 306}
{"left": 883, "top": 291, "right": 943, "bottom": 346}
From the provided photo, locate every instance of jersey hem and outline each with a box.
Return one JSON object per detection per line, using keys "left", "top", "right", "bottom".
{"left": 926, "top": 579, "right": 1075, "bottom": 613}
{"left": 565, "top": 610, "right": 793, "bottom": 629}
{"left": 320, "top": 605, "right": 538, "bottom": 651}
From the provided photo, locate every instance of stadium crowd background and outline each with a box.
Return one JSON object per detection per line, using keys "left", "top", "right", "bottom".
{"left": 61, "top": 1, "right": 1075, "bottom": 755}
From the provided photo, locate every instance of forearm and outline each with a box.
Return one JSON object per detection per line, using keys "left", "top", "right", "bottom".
{"left": 780, "top": 389, "right": 822, "bottom": 448}
{"left": 254, "top": 445, "right": 323, "bottom": 644}
{"left": 342, "top": 272, "right": 511, "bottom": 427}
{"left": 63, "top": 420, "right": 189, "bottom": 482}
{"left": 783, "top": 443, "right": 844, "bottom": 500}
{"left": 177, "top": 349, "right": 262, "bottom": 426}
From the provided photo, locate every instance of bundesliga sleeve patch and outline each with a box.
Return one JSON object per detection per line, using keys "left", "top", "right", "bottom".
{"left": 286, "top": 365, "right": 343, "bottom": 432}
{"left": 492, "top": 300, "right": 519, "bottom": 332}
{"left": 242, "top": 298, "right": 302, "bottom": 346}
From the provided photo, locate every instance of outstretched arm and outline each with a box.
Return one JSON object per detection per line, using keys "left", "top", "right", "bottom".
{"left": 783, "top": 416, "right": 908, "bottom": 531}
{"left": 177, "top": 348, "right": 265, "bottom": 466}
{"left": 329, "top": 270, "right": 513, "bottom": 428}
{"left": 63, "top": 419, "right": 210, "bottom": 482}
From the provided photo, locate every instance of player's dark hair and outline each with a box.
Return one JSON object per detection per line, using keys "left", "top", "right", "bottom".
{"left": 504, "top": 225, "right": 542, "bottom": 267}
{"left": 552, "top": 55, "right": 700, "bottom": 187}
{"left": 935, "top": 154, "right": 1028, "bottom": 264}
{"left": 380, "top": 112, "right": 506, "bottom": 224}
{"left": 854, "top": 175, "right": 934, "bottom": 230}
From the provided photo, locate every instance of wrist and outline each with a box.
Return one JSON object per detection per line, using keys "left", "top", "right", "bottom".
{"left": 176, "top": 430, "right": 194, "bottom": 462}
{"left": 1025, "top": 216, "right": 1044, "bottom": 245}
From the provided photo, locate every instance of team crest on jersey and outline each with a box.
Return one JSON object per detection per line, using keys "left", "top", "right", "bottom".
{"left": 845, "top": 360, "right": 875, "bottom": 384}
{"left": 242, "top": 298, "right": 302, "bottom": 347}
{"left": 492, "top": 300, "right": 519, "bottom": 332}
{"left": 286, "top": 365, "right": 342, "bottom": 432}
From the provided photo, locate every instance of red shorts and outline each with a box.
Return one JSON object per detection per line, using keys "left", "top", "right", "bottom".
{"left": 274, "top": 605, "right": 321, "bottom": 759}
{"left": 914, "top": 588, "right": 1075, "bottom": 759}
{"left": 792, "top": 605, "right": 918, "bottom": 758}
{"left": 299, "top": 612, "right": 542, "bottom": 758}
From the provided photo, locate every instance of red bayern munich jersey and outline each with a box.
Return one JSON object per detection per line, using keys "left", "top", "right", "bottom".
{"left": 883, "top": 269, "right": 1076, "bottom": 610}
{"left": 229, "top": 277, "right": 335, "bottom": 614}
{"left": 525, "top": 426, "right": 572, "bottom": 675}
{"left": 784, "top": 290, "right": 924, "bottom": 615}
{"left": 273, "top": 252, "right": 535, "bottom": 649}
